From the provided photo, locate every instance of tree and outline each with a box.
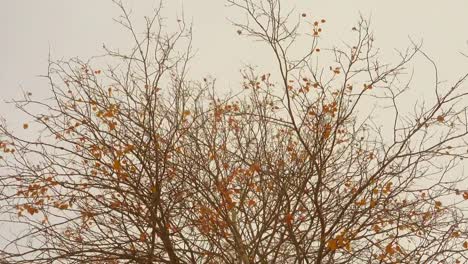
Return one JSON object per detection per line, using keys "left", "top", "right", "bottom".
{"left": 1, "top": 0, "right": 468, "bottom": 263}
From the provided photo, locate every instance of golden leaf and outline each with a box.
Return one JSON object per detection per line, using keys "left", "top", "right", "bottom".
{"left": 113, "top": 160, "right": 121, "bottom": 170}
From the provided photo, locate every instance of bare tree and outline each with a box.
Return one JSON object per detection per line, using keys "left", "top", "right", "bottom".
{"left": 1, "top": 0, "right": 468, "bottom": 263}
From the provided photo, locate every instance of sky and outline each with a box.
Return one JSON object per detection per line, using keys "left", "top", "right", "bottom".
{"left": 1, "top": 0, "right": 468, "bottom": 120}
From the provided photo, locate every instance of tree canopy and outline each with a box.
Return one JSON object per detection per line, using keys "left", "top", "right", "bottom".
{"left": 1, "top": 1, "right": 468, "bottom": 263}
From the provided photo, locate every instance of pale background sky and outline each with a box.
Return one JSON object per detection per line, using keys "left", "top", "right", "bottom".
{"left": 2, "top": 0, "right": 468, "bottom": 119}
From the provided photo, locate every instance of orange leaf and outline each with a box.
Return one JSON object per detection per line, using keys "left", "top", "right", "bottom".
{"left": 327, "top": 239, "right": 338, "bottom": 250}
{"left": 110, "top": 201, "right": 121, "bottom": 209}
{"left": 250, "top": 163, "right": 261, "bottom": 173}
{"left": 355, "top": 199, "right": 366, "bottom": 206}
{"left": 285, "top": 213, "right": 293, "bottom": 225}
{"left": 385, "top": 243, "right": 395, "bottom": 255}
{"left": 436, "top": 115, "right": 445, "bottom": 122}
{"left": 113, "top": 160, "right": 121, "bottom": 170}
{"left": 139, "top": 232, "right": 147, "bottom": 242}
{"left": 373, "top": 224, "right": 381, "bottom": 233}
{"left": 108, "top": 122, "right": 116, "bottom": 130}
{"left": 23, "top": 123, "right": 29, "bottom": 129}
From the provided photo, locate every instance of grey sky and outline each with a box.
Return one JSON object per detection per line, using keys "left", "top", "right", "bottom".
{"left": 2, "top": 1, "right": 467, "bottom": 112}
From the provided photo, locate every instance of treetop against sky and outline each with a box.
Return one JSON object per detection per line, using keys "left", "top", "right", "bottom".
{"left": 1, "top": 0, "right": 468, "bottom": 263}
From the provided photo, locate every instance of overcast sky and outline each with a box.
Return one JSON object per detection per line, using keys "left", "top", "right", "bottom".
{"left": 1, "top": 0, "right": 468, "bottom": 123}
